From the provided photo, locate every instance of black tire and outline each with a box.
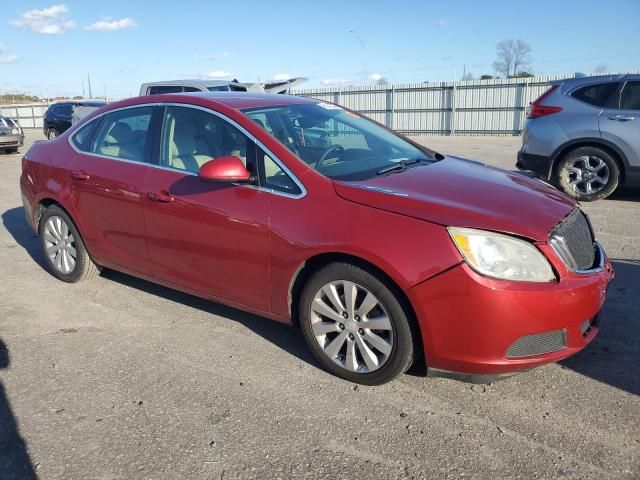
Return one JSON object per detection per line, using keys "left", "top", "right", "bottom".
{"left": 554, "top": 147, "right": 620, "bottom": 201}
{"left": 38, "top": 205, "right": 101, "bottom": 283}
{"left": 299, "top": 262, "right": 416, "bottom": 385}
{"left": 47, "top": 129, "right": 59, "bottom": 140}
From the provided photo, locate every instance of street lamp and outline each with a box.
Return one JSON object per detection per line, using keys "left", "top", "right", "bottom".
{"left": 350, "top": 30, "right": 368, "bottom": 83}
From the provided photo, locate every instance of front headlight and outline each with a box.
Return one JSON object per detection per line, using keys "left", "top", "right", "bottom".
{"left": 448, "top": 227, "right": 555, "bottom": 282}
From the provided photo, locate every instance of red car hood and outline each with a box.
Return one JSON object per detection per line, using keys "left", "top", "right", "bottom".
{"left": 333, "top": 157, "right": 576, "bottom": 242}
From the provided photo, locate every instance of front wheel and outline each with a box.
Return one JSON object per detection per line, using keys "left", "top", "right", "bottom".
{"left": 39, "top": 205, "right": 101, "bottom": 283}
{"left": 47, "top": 129, "right": 59, "bottom": 140}
{"left": 299, "top": 262, "right": 416, "bottom": 385}
{"left": 554, "top": 147, "right": 620, "bottom": 201}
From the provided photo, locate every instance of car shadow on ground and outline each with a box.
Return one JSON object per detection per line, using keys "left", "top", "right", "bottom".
{"left": 560, "top": 259, "right": 640, "bottom": 396}
{"left": 0, "top": 339, "right": 38, "bottom": 480}
{"left": 1, "top": 206, "right": 637, "bottom": 390}
{"left": 607, "top": 186, "right": 640, "bottom": 202}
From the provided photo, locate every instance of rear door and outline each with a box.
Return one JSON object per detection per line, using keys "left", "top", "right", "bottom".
{"left": 68, "top": 106, "right": 156, "bottom": 274}
{"left": 599, "top": 80, "right": 640, "bottom": 167}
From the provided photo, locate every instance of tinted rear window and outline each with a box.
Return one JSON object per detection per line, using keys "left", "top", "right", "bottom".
{"left": 571, "top": 83, "right": 618, "bottom": 107}
{"left": 148, "top": 85, "right": 184, "bottom": 95}
{"left": 619, "top": 81, "right": 640, "bottom": 110}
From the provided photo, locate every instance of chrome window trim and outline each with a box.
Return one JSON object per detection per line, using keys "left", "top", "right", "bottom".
{"left": 67, "top": 102, "right": 307, "bottom": 199}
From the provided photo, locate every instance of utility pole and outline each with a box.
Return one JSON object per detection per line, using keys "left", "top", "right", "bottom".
{"left": 462, "top": 64, "right": 467, "bottom": 80}
{"left": 82, "top": 81, "right": 85, "bottom": 98}
{"left": 103, "top": 85, "right": 107, "bottom": 102}
{"left": 349, "top": 30, "right": 368, "bottom": 83}
{"left": 87, "top": 73, "right": 93, "bottom": 99}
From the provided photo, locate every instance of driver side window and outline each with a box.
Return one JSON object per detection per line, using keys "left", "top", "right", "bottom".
{"left": 260, "top": 151, "right": 302, "bottom": 196}
{"left": 160, "top": 106, "right": 254, "bottom": 174}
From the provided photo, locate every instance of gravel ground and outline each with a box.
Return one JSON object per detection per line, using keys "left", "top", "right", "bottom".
{"left": 0, "top": 130, "right": 638, "bottom": 480}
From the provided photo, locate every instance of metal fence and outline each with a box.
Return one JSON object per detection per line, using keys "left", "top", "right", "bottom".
{"left": 3, "top": 72, "right": 638, "bottom": 135}
{"left": 0, "top": 103, "right": 49, "bottom": 129}
{"left": 293, "top": 72, "right": 639, "bottom": 136}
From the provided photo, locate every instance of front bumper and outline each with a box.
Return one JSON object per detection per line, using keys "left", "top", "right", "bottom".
{"left": 0, "top": 134, "right": 24, "bottom": 149}
{"left": 408, "top": 249, "right": 614, "bottom": 379}
{"left": 516, "top": 150, "right": 553, "bottom": 180}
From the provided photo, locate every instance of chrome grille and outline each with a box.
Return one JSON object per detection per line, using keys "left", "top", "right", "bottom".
{"left": 550, "top": 209, "right": 596, "bottom": 271}
{"left": 506, "top": 329, "right": 567, "bottom": 358}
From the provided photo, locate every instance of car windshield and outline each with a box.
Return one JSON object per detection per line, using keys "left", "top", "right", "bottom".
{"left": 242, "top": 102, "right": 436, "bottom": 181}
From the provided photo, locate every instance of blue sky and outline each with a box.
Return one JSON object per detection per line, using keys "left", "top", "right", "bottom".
{"left": 1, "top": 0, "right": 639, "bottom": 99}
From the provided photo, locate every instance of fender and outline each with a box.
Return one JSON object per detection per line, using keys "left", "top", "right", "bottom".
{"left": 549, "top": 137, "right": 631, "bottom": 183}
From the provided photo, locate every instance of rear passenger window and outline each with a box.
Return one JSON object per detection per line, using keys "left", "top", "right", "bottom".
{"left": 91, "top": 107, "right": 153, "bottom": 162}
{"left": 619, "top": 81, "right": 640, "bottom": 110}
{"left": 72, "top": 119, "right": 98, "bottom": 151}
{"left": 571, "top": 83, "right": 618, "bottom": 107}
{"left": 148, "top": 86, "right": 184, "bottom": 95}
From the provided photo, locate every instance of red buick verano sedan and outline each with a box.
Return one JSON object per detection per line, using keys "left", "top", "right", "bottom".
{"left": 20, "top": 93, "right": 614, "bottom": 384}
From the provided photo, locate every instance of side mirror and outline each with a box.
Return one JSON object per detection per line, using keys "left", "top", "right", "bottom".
{"left": 198, "top": 156, "right": 251, "bottom": 183}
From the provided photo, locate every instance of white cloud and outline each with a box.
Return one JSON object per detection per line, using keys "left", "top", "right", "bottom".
{"left": 10, "top": 4, "right": 76, "bottom": 35}
{"left": 85, "top": 18, "right": 136, "bottom": 31}
{"left": 435, "top": 19, "right": 447, "bottom": 29}
{"left": 271, "top": 73, "right": 291, "bottom": 81}
{"left": 369, "top": 73, "right": 384, "bottom": 81}
{"left": 0, "top": 55, "right": 19, "bottom": 64}
{"left": 321, "top": 78, "right": 350, "bottom": 86}
{"left": 0, "top": 44, "right": 5, "bottom": 53}
{"left": 208, "top": 70, "right": 232, "bottom": 79}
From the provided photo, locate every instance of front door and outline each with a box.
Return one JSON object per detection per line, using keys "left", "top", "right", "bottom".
{"left": 142, "top": 105, "right": 271, "bottom": 310}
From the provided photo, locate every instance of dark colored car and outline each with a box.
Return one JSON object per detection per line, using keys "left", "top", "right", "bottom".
{"left": 43, "top": 101, "right": 106, "bottom": 140}
{"left": 21, "top": 92, "right": 613, "bottom": 385}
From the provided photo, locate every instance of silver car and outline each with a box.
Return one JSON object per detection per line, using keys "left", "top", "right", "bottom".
{"left": 517, "top": 74, "right": 640, "bottom": 201}
{"left": 0, "top": 116, "right": 24, "bottom": 154}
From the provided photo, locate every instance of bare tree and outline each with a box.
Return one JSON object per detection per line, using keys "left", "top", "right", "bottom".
{"left": 462, "top": 72, "right": 475, "bottom": 81}
{"left": 594, "top": 64, "right": 608, "bottom": 74}
{"left": 493, "top": 39, "right": 532, "bottom": 77}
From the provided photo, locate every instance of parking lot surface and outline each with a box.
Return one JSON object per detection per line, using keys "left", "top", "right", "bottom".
{"left": 0, "top": 130, "right": 638, "bottom": 479}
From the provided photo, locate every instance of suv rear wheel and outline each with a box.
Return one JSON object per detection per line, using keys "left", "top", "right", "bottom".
{"left": 554, "top": 146, "right": 619, "bottom": 201}
{"left": 47, "top": 128, "right": 59, "bottom": 140}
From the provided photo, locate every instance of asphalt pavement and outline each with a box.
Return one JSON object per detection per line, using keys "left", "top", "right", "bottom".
{"left": 0, "top": 130, "right": 638, "bottom": 479}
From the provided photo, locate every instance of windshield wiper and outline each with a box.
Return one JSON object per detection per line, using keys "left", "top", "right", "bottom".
{"left": 376, "top": 158, "right": 429, "bottom": 176}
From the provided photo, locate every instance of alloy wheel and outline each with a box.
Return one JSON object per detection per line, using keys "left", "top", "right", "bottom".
{"left": 310, "top": 280, "right": 394, "bottom": 373}
{"left": 565, "top": 155, "right": 610, "bottom": 195}
{"left": 44, "top": 216, "right": 77, "bottom": 274}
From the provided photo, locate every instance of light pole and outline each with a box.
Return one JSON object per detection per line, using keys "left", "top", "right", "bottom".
{"left": 350, "top": 30, "right": 368, "bottom": 83}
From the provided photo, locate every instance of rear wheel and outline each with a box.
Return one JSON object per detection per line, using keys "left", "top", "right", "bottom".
{"left": 39, "top": 205, "right": 100, "bottom": 283}
{"left": 47, "top": 129, "right": 59, "bottom": 140}
{"left": 554, "top": 147, "right": 619, "bottom": 201}
{"left": 299, "top": 262, "right": 416, "bottom": 385}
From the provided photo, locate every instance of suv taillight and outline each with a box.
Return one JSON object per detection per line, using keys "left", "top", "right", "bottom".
{"left": 527, "top": 85, "right": 562, "bottom": 119}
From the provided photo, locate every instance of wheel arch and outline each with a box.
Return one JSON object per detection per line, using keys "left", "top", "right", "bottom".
{"left": 288, "top": 252, "right": 426, "bottom": 372}
{"left": 550, "top": 138, "right": 627, "bottom": 184}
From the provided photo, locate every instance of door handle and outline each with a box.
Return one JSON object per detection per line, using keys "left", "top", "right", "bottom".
{"left": 70, "top": 170, "right": 90, "bottom": 181}
{"left": 608, "top": 114, "right": 635, "bottom": 122}
{"left": 147, "top": 191, "right": 174, "bottom": 203}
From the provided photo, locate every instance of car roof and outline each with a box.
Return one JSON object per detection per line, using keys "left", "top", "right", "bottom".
{"left": 107, "top": 92, "right": 319, "bottom": 112}
{"left": 180, "top": 91, "right": 317, "bottom": 109}
{"left": 141, "top": 79, "right": 243, "bottom": 88}
{"left": 552, "top": 73, "right": 640, "bottom": 87}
